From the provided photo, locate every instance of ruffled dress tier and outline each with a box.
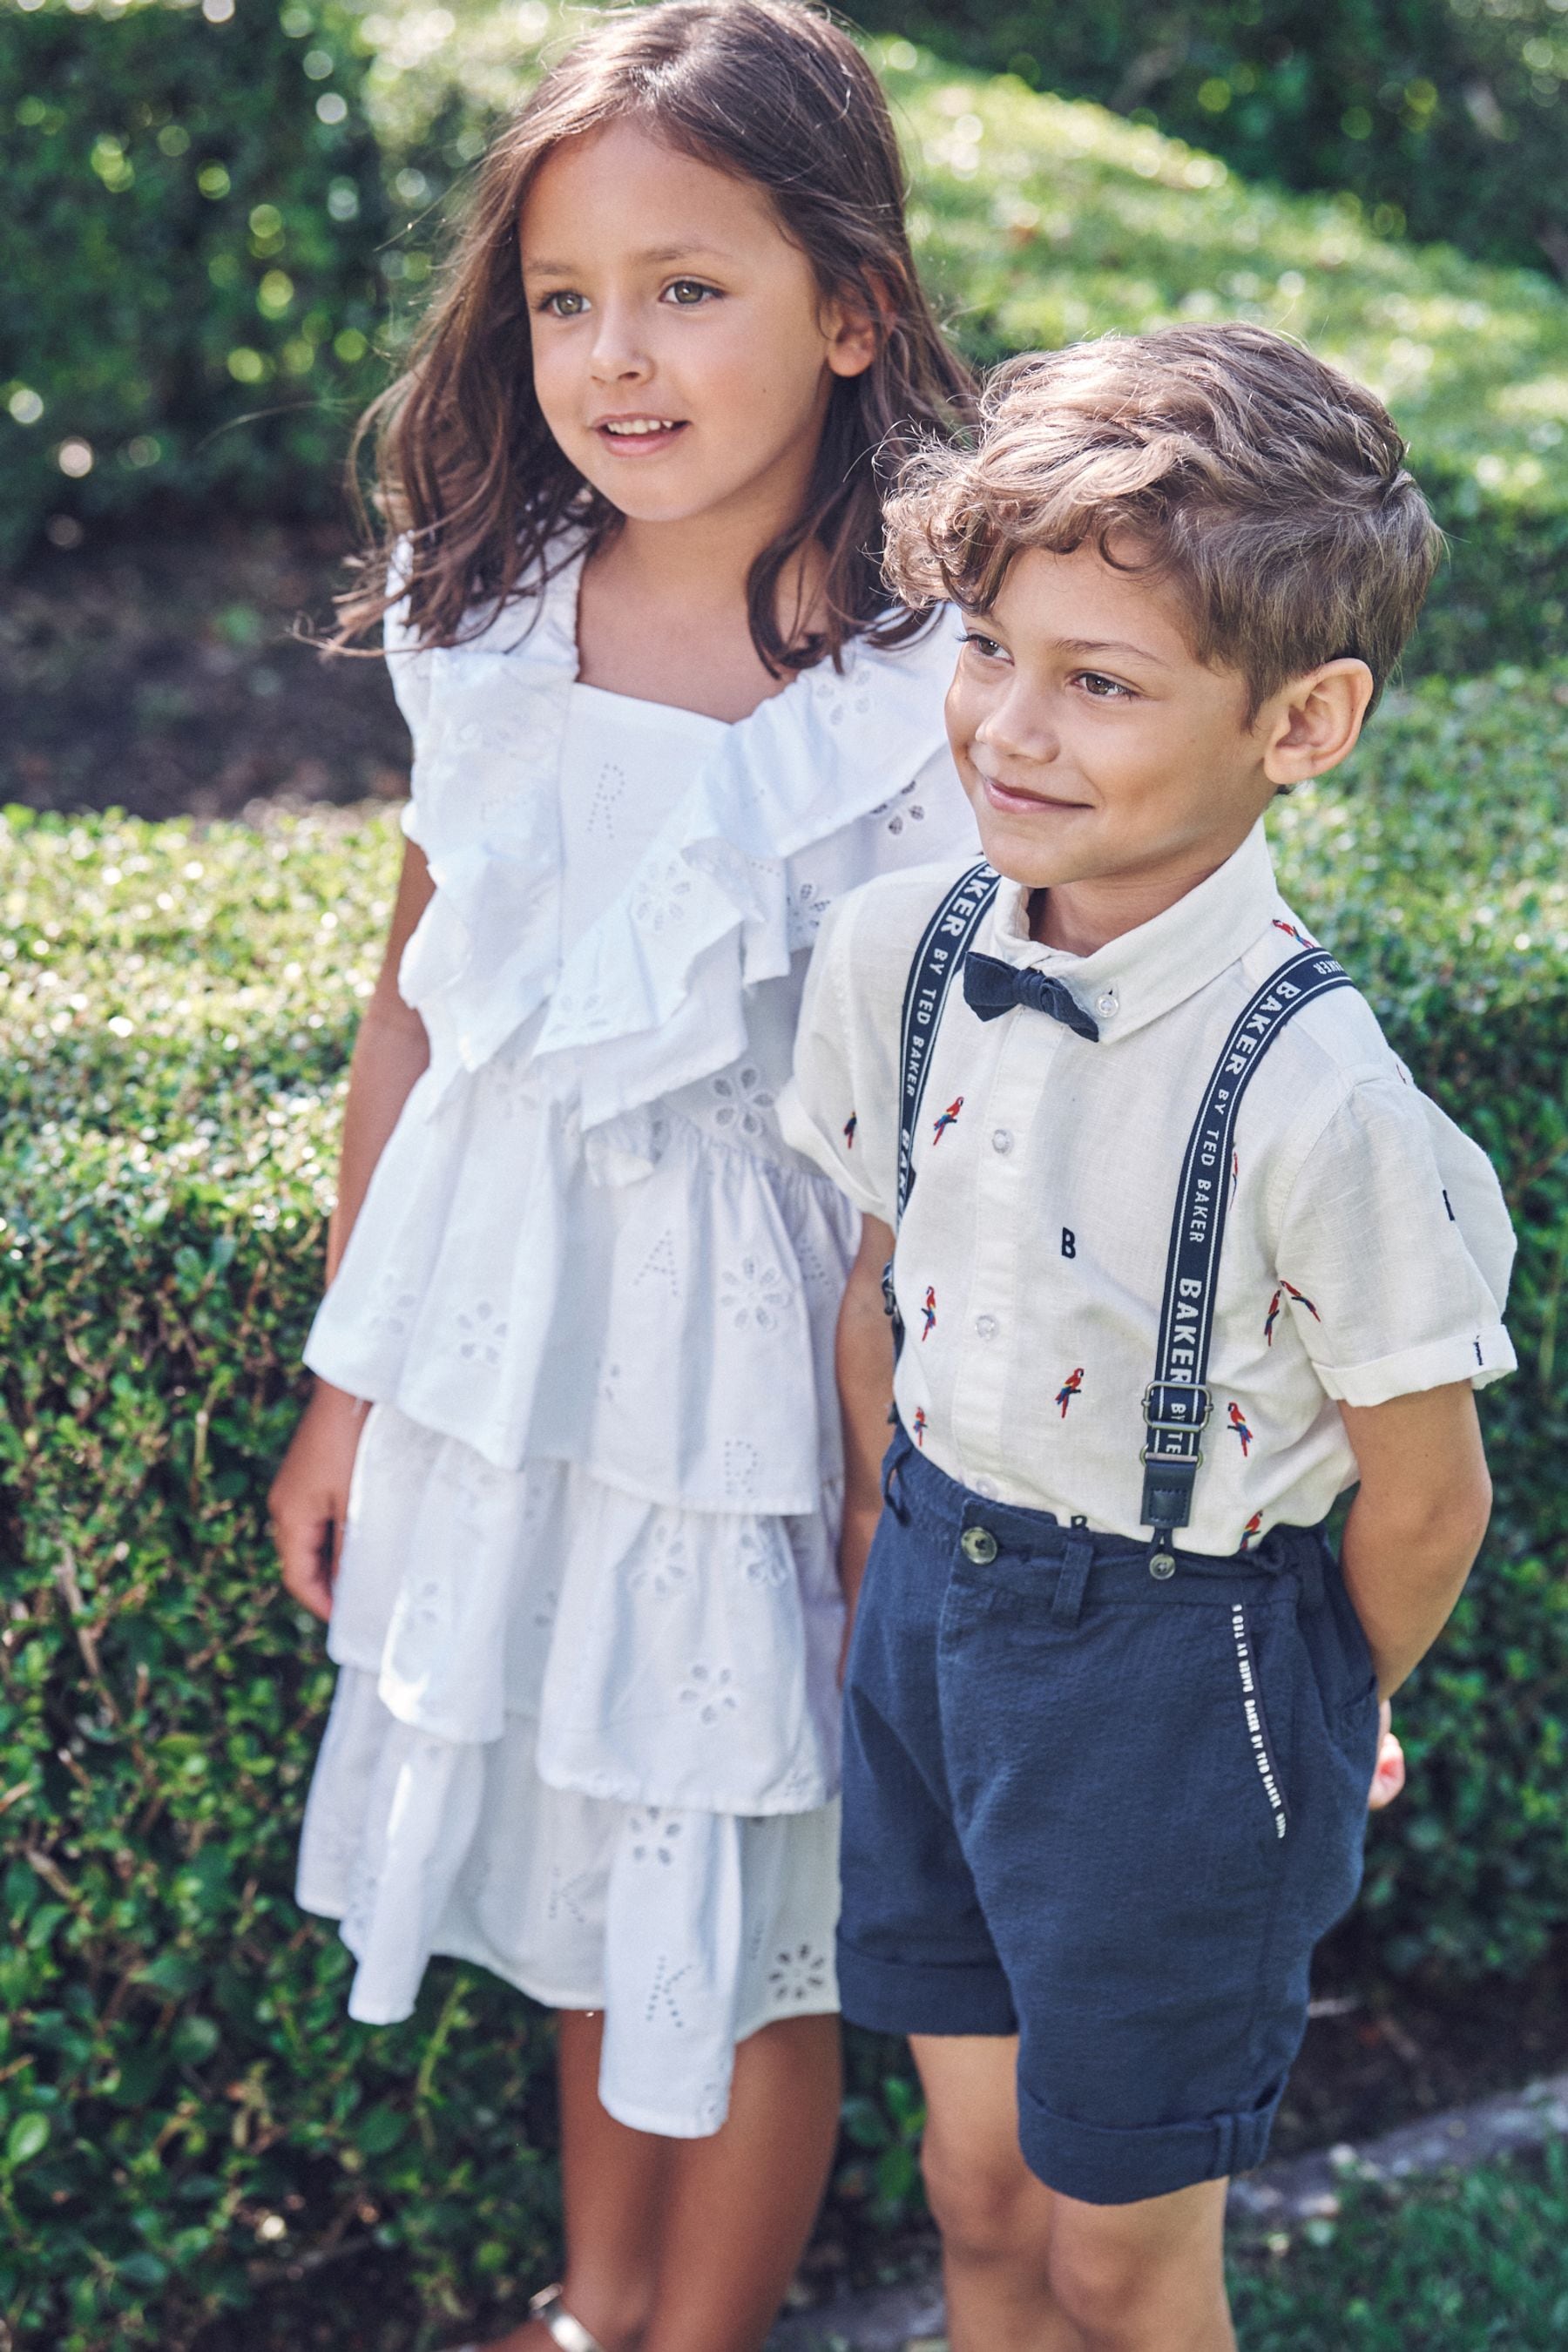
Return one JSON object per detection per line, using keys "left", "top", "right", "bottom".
{"left": 295, "top": 550, "right": 974, "bottom": 2135}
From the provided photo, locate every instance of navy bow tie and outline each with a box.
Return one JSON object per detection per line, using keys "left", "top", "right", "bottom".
{"left": 962, "top": 950, "right": 1101, "bottom": 1041}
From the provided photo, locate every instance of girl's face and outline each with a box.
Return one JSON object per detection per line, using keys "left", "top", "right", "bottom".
{"left": 520, "top": 121, "right": 875, "bottom": 536}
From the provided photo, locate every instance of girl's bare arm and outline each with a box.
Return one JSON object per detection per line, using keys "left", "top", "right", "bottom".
{"left": 836, "top": 1213, "right": 896, "bottom": 1642}
{"left": 326, "top": 839, "right": 436, "bottom": 1279}
{"left": 269, "top": 840, "right": 435, "bottom": 1619}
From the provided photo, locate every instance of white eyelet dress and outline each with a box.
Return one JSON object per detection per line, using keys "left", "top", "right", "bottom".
{"left": 294, "top": 551, "right": 976, "bottom": 2136}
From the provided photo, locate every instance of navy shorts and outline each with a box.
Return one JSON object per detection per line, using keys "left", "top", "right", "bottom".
{"left": 838, "top": 1430, "right": 1382, "bottom": 2207}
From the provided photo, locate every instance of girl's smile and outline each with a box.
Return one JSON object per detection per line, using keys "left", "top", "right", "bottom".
{"left": 591, "top": 411, "right": 690, "bottom": 455}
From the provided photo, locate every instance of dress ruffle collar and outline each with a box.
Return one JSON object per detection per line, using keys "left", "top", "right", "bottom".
{"left": 395, "top": 546, "right": 961, "bottom": 1132}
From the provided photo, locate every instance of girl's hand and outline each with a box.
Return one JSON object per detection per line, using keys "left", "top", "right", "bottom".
{"left": 269, "top": 1382, "right": 368, "bottom": 1623}
{"left": 1367, "top": 1700, "right": 1406, "bottom": 1811}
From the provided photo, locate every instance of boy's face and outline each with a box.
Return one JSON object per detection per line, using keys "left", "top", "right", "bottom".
{"left": 945, "top": 543, "right": 1351, "bottom": 920}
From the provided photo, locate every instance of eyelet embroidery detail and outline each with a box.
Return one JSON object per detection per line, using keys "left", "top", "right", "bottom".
{"left": 633, "top": 1232, "right": 680, "bottom": 1295}
{"left": 868, "top": 776, "right": 928, "bottom": 838}
{"left": 709, "top": 1063, "right": 776, "bottom": 1140}
{"left": 628, "top": 1808, "right": 683, "bottom": 1865}
{"left": 368, "top": 1271, "right": 420, "bottom": 1340}
{"left": 720, "top": 1255, "right": 793, "bottom": 1330}
{"left": 455, "top": 1301, "right": 508, "bottom": 1366}
{"left": 645, "top": 1954, "right": 692, "bottom": 2027}
{"left": 787, "top": 878, "right": 831, "bottom": 950}
{"left": 767, "top": 1943, "right": 830, "bottom": 2004}
{"left": 587, "top": 759, "right": 627, "bottom": 837}
{"left": 679, "top": 1663, "right": 738, "bottom": 1723}
{"left": 629, "top": 1522, "right": 693, "bottom": 1600}
{"left": 739, "top": 1524, "right": 789, "bottom": 1588}
{"left": 632, "top": 856, "right": 694, "bottom": 932}
{"left": 723, "top": 1437, "right": 760, "bottom": 1499}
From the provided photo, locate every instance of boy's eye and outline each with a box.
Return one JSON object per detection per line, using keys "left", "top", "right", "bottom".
{"left": 961, "top": 631, "right": 1007, "bottom": 660}
{"left": 537, "top": 288, "right": 588, "bottom": 318}
{"left": 1074, "top": 670, "right": 1135, "bottom": 700}
{"left": 662, "top": 277, "right": 720, "bottom": 306}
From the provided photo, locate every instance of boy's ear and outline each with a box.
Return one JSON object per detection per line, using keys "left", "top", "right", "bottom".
{"left": 1260, "top": 658, "right": 1376, "bottom": 789}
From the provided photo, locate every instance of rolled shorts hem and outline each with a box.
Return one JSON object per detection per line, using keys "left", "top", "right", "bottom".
{"left": 1017, "top": 2077, "right": 1282, "bottom": 2207}
{"left": 837, "top": 1936, "right": 1018, "bottom": 2037}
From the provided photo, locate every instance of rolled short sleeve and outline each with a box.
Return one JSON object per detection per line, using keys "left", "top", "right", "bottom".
{"left": 778, "top": 892, "right": 899, "bottom": 1226}
{"left": 1274, "top": 1075, "right": 1517, "bottom": 1409}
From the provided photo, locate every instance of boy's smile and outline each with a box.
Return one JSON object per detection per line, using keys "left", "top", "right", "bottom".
{"left": 945, "top": 543, "right": 1372, "bottom": 957}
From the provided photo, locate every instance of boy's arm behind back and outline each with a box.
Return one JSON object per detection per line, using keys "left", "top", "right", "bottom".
{"left": 1338, "top": 1381, "right": 1492, "bottom": 1697}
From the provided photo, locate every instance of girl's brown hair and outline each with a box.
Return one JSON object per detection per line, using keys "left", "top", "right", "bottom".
{"left": 336, "top": 0, "right": 972, "bottom": 670}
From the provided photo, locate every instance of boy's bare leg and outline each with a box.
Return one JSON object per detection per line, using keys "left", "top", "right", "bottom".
{"left": 911, "top": 2034, "right": 1235, "bottom": 2352}
{"left": 909, "top": 2034, "right": 1079, "bottom": 2351}
{"left": 492, "top": 2008, "right": 841, "bottom": 2352}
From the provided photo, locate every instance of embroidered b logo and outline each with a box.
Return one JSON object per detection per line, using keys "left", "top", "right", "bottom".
{"left": 1061, "top": 1228, "right": 1077, "bottom": 1260}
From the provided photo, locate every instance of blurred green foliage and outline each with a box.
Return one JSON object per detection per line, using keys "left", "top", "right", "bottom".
{"left": 881, "top": 45, "right": 1568, "bottom": 679}
{"left": 3, "top": 666, "right": 1566, "bottom": 2341}
{"left": 1227, "top": 2145, "right": 1568, "bottom": 2348}
{"left": 852, "top": 0, "right": 1568, "bottom": 285}
{"left": 0, "top": 0, "right": 394, "bottom": 561}
{"left": 3, "top": 13, "right": 1566, "bottom": 677}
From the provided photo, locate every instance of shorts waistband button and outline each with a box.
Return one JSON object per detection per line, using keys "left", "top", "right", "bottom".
{"left": 961, "top": 1526, "right": 999, "bottom": 1565}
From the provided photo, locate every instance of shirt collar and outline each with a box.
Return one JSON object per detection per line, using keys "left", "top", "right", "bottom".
{"left": 983, "top": 820, "right": 1280, "bottom": 1043}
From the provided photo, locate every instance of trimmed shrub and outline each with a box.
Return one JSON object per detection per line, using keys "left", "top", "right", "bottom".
{"left": 0, "top": 0, "right": 392, "bottom": 562}
{"left": 850, "top": 0, "right": 1568, "bottom": 285}
{"left": 2, "top": 663, "right": 1565, "bottom": 2343}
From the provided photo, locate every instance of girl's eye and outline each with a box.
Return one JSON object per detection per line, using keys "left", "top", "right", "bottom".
{"left": 663, "top": 278, "right": 720, "bottom": 306}
{"left": 961, "top": 631, "right": 1007, "bottom": 661}
{"left": 1074, "top": 670, "right": 1135, "bottom": 700}
{"left": 537, "top": 289, "right": 588, "bottom": 318}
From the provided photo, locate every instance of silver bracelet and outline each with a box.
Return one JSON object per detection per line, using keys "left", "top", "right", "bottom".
{"left": 529, "top": 2285, "right": 609, "bottom": 2352}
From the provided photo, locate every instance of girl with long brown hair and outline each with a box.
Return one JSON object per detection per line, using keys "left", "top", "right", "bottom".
{"left": 267, "top": 4, "right": 974, "bottom": 2346}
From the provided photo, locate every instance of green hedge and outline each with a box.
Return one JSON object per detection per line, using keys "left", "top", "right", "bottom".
{"left": 0, "top": 0, "right": 393, "bottom": 562}
{"left": 2, "top": 663, "right": 1565, "bottom": 2344}
{"left": 850, "top": 0, "right": 1568, "bottom": 285}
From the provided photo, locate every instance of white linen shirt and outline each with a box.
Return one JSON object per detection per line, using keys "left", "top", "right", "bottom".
{"left": 779, "top": 821, "right": 1516, "bottom": 1556}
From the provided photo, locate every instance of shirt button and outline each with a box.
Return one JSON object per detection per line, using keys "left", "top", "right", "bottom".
{"left": 1096, "top": 986, "right": 1119, "bottom": 1018}
{"left": 975, "top": 1314, "right": 998, "bottom": 1340}
{"left": 973, "top": 1476, "right": 999, "bottom": 1499}
{"left": 991, "top": 1128, "right": 1013, "bottom": 1154}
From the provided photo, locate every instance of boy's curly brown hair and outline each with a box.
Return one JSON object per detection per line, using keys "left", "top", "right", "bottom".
{"left": 883, "top": 323, "right": 1442, "bottom": 715}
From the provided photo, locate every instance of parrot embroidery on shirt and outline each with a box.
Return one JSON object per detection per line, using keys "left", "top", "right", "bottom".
{"left": 931, "top": 1096, "right": 963, "bottom": 1143}
{"left": 1055, "top": 1367, "right": 1084, "bottom": 1418}
{"left": 843, "top": 1113, "right": 857, "bottom": 1150}
{"left": 1227, "top": 1402, "right": 1254, "bottom": 1456}
{"left": 1240, "top": 1511, "right": 1263, "bottom": 1553}
{"left": 921, "top": 1286, "right": 937, "bottom": 1342}
{"left": 913, "top": 1406, "right": 928, "bottom": 1448}
{"left": 1273, "top": 917, "right": 1317, "bottom": 950}
{"left": 1263, "top": 1280, "right": 1321, "bottom": 1345}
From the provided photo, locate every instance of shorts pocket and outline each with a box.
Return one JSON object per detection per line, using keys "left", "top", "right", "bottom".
{"left": 1228, "top": 1601, "right": 1290, "bottom": 1843}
